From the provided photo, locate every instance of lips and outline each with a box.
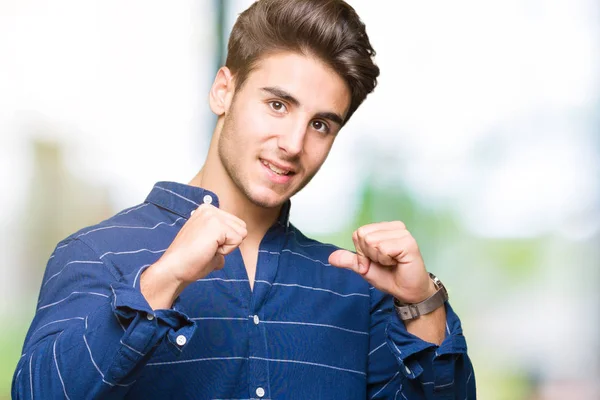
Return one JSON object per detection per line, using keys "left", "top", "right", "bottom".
{"left": 260, "top": 159, "right": 295, "bottom": 176}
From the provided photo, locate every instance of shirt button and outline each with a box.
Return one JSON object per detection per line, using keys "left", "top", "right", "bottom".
{"left": 255, "top": 387, "right": 265, "bottom": 398}
{"left": 405, "top": 366, "right": 411, "bottom": 375}
{"left": 146, "top": 313, "right": 154, "bottom": 321}
{"left": 176, "top": 335, "right": 187, "bottom": 346}
{"left": 190, "top": 209, "right": 195, "bottom": 217}
{"left": 253, "top": 315, "right": 260, "bottom": 325}
{"left": 202, "top": 195, "right": 213, "bottom": 204}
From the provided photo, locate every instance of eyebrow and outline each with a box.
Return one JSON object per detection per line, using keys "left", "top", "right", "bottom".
{"left": 260, "top": 86, "right": 345, "bottom": 126}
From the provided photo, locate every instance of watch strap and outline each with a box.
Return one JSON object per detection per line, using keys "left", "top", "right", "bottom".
{"left": 394, "top": 273, "right": 448, "bottom": 321}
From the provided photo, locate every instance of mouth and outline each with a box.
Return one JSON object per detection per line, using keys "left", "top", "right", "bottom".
{"left": 260, "top": 159, "right": 296, "bottom": 176}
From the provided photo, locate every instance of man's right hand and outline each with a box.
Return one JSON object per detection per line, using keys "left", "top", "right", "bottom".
{"left": 140, "top": 204, "right": 247, "bottom": 310}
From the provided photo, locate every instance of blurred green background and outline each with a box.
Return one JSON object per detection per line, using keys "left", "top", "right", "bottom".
{"left": 1, "top": 1, "right": 598, "bottom": 399}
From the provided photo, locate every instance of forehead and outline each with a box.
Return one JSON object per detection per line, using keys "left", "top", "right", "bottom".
{"left": 241, "top": 52, "right": 351, "bottom": 117}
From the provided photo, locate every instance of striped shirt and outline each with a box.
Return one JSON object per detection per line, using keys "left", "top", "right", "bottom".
{"left": 13, "top": 181, "right": 475, "bottom": 399}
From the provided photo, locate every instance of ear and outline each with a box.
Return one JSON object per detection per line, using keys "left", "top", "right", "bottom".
{"left": 209, "top": 67, "right": 235, "bottom": 117}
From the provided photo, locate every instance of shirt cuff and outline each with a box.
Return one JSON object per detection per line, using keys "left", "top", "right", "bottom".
{"left": 386, "top": 302, "right": 467, "bottom": 380}
{"left": 110, "top": 266, "right": 197, "bottom": 356}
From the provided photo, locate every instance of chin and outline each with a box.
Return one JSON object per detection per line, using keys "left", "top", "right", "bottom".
{"left": 246, "top": 187, "right": 289, "bottom": 209}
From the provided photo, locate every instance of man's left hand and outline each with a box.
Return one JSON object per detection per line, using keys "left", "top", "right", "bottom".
{"left": 328, "top": 221, "right": 435, "bottom": 303}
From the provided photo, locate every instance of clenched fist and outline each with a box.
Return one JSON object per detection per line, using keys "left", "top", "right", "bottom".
{"left": 328, "top": 221, "right": 435, "bottom": 304}
{"left": 141, "top": 204, "right": 247, "bottom": 309}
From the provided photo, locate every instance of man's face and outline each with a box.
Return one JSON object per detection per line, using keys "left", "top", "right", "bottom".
{"left": 217, "top": 52, "right": 351, "bottom": 209}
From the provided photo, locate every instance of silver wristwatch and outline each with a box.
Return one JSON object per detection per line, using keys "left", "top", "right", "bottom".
{"left": 394, "top": 273, "right": 448, "bottom": 321}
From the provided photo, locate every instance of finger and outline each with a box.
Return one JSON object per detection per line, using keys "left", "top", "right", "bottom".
{"left": 221, "top": 228, "right": 246, "bottom": 248}
{"left": 355, "top": 221, "right": 407, "bottom": 237}
{"left": 352, "top": 231, "right": 371, "bottom": 273}
{"left": 222, "top": 218, "right": 248, "bottom": 240}
{"left": 217, "top": 243, "right": 239, "bottom": 255}
{"left": 216, "top": 208, "right": 247, "bottom": 230}
{"left": 356, "top": 229, "right": 412, "bottom": 266}
{"left": 377, "top": 236, "right": 421, "bottom": 265}
{"left": 328, "top": 249, "right": 364, "bottom": 274}
{"left": 191, "top": 204, "right": 247, "bottom": 232}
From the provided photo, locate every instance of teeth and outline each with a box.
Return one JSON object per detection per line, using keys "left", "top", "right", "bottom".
{"left": 262, "top": 160, "right": 290, "bottom": 175}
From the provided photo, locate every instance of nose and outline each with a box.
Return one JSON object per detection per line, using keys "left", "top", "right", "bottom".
{"left": 277, "top": 119, "right": 307, "bottom": 157}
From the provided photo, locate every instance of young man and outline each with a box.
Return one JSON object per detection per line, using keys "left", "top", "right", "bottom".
{"left": 13, "top": 0, "right": 475, "bottom": 398}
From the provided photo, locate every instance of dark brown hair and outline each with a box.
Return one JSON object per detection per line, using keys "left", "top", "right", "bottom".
{"left": 225, "top": 0, "right": 379, "bottom": 124}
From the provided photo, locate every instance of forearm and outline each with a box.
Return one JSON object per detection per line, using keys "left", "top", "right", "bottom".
{"left": 13, "top": 300, "right": 160, "bottom": 399}
{"left": 404, "top": 305, "right": 446, "bottom": 346}
{"left": 14, "top": 239, "right": 195, "bottom": 399}
{"left": 401, "top": 279, "right": 446, "bottom": 345}
{"left": 141, "top": 258, "right": 187, "bottom": 310}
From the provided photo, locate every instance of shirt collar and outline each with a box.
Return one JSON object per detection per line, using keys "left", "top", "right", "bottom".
{"left": 145, "top": 181, "right": 291, "bottom": 229}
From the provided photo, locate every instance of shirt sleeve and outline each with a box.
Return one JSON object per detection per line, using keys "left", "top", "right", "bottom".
{"left": 12, "top": 238, "right": 196, "bottom": 399}
{"left": 366, "top": 288, "right": 476, "bottom": 399}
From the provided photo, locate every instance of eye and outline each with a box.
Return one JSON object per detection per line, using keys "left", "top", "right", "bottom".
{"left": 311, "top": 120, "right": 330, "bottom": 134}
{"left": 268, "top": 101, "right": 287, "bottom": 113}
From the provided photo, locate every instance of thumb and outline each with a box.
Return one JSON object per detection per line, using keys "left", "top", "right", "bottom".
{"left": 329, "top": 250, "right": 368, "bottom": 274}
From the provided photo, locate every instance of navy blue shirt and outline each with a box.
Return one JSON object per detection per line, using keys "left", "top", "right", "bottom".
{"left": 13, "top": 182, "right": 475, "bottom": 399}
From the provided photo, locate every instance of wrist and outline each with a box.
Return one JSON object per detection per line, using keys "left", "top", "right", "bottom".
{"left": 395, "top": 276, "right": 437, "bottom": 304}
{"left": 141, "top": 258, "right": 188, "bottom": 310}
{"left": 394, "top": 273, "right": 449, "bottom": 321}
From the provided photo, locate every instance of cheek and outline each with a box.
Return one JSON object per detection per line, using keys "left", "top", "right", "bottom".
{"left": 236, "top": 103, "right": 279, "bottom": 142}
{"left": 303, "top": 136, "right": 333, "bottom": 169}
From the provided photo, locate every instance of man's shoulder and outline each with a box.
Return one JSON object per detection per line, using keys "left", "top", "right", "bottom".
{"left": 52, "top": 201, "right": 180, "bottom": 266}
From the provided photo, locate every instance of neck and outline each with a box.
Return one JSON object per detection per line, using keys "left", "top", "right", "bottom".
{"left": 188, "top": 122, "right": 283, "bottom": 245}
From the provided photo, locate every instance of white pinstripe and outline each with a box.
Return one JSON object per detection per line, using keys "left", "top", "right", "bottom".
{"left": 248, "top": 356, "right": 366, "bottom": 376}
{"left": 393, "top": 386, "right": 404, "bottom": 400}
{"left": 370, "top": 371, "right": 400, "bottom": 399}
{"left": 390, "top": 339, "right": 403, "bottom": 355}
{"left": 114, "top": 312, "right": 126, "bottom": 332}
{"left": 109, "top": 286, "right": 128, "bottom": 331}
{"left": 110, "top": 286, "right": 118, "bottom": 310}
{"left": 262, "top": 249, "right": 332, "bottom": 266}
{"left": 147, "top": 356, "right": 248, "bottom": 366}
{"left": 115, "top": 203, "right": 149, "bottom": 216}
{"left": 190, "top": 317, "right": 247, "bottom": 321}
{"left": 30, "top": 317, "right": 84, "bottom": 338}
{"left": 53, "top": 332, "right": 71, "bottom": 400}
{"left": 76, "top": 218, "right": 184, "bottom": 239}
{"left": 99, "top": 248, "right": 166, "bottom": 259}
{"left": 132, "top": 264, "right": 151, "bottom": 288}
{"left": 196, "top": 278, "right": 249, "bottom": 283}
{"left": 263, "top": 281, "right": 369, "bottom": 298}
{"left": 42, "top": 261, "right": 104, "bottom": 287}
{"left": 120, "top": 340, "right": 145, "bottom": 356}
{"left": 38, "top": 292, "right": 109, "bottom": 311}
{"left": 260, "top": 320, "right": 368, "bottom": 336}
{"left": 154, "top": 186, "right": 200, "bottom": 207}
{"left": 29, "top": 353, "right": 33, "bottom": 400}
{"left": 83, "top": 318, "right": 135, "bottom": 387}
{"left": 368, "top": 342, "right": 387, "bottom": 356}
